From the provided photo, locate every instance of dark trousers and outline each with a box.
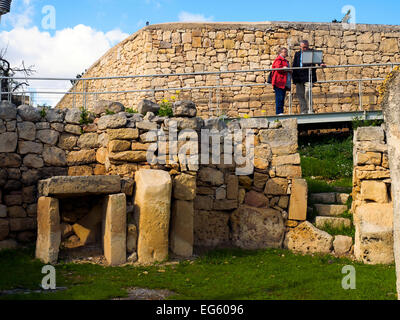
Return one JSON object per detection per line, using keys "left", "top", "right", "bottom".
{"left": 274, "top": 87, "right": 287, "bottom": 115}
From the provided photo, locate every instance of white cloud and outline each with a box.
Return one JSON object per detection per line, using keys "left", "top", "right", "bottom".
{"left": 0, "top": 25, "right": 129, "bottom": 106}
{"left": 178, "top": 11, "right": 214, "bottom": 22}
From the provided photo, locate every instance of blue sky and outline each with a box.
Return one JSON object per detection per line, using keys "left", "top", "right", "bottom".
{"left": 0, "top": 0, "right": 399, "bottom": 106}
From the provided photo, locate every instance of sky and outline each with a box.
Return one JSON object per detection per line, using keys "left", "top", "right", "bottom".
{"left": 0, "top": 0, "right": 399, "bottom": 105}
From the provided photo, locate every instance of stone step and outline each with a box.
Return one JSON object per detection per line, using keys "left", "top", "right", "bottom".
{"left": 315, "top": 216, "right": 352, "bottom": 229}
{"left": 313, "top": 204, "right": 348, "bottom": 216}
{"left": 310, "top": 193, "right": 350, "bottom": 205}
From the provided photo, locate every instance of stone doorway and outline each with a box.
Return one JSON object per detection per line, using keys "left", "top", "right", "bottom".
{"left": 35, "top": 176, "right": 126, "bottom": 266}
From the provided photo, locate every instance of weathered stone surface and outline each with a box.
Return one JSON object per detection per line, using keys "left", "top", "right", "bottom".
{"left": 213, "top": 199, "right": 238, "bottom": 211}
{"left": 108, "top": 140, "right": 131, "bottom": 152}
{"left": 239, "top": 118, "right": 269, "bottom": 129}
{"left": 4, "top": 194, "right": 22, "bottom": 206}
{"left": 109, "top": 151, "right": 147, "bottom": 163}
{"left": 90, "top": 100, "right": 125, "bottom": 115}
{"left": 65, "top": 108, "right": 81, "bottom": 124}
{"left": 198, "top": 167, "right": 224, "bottom": 186}
{"left": 18, "top": 141, "right": 43, "bottom": 155}
{"left": 288, "top": 179, "right": 308, "bottom": 221}
{"left": 361, "top": 181, "right": 389, "bottom": 203}
{"left": 0, "top": 219, "right": 9, "bottom": 241}
{"left": 356, "top": 152, "right": 382, "bottom": 165}
{"left": 253, "top": 172, "right": 269, "bottom": 189}
{"left": 309, "top": 193, "right": 336, "bottom": 204}
{"left": 314, "top": 204, "right": 348, "bottom": 216}
{"left": 170, "top": 200, "right": 194, "bottom": 257}
{"left": 23, "top": 154, "right": 44, "bottom": 168}
{"left": 127, "top": 224, "right": 138, "bottom": 253}
{"left": 45, "top": 108, "right": 65, "bottom": 122}
{"left": 0, "top": 132, "right": 17, "bottom": 152}
{"left": 43, "top": 146, "right": 67, "bottom": 167}
{"left": 17, "top": 105, "right": 42, "bottom": 122}
{"left": 98, "top": 114, "right": 127, "bottom": 130}
{"left": 102, "top": 193, "right": 127, "bottom": 266}
{"left": 356, "top": 126, "right": 385, "bottom": 142}
{"left": 64, "top": 124, "right": 81, "bottom": 135}
{"left": 68, "top": 166, "right": 93, "bottom": 176}
{"left": 36, "top": 130, "right": 59, "bottom": 145}
{"left": 137, "top": 100, "right": 160, "bottom": 115}
{"left": 275, "top": 165, "right": 302, "bottom": 179}
{"left": 315, "top": 216, "right": 352, "bottom": 229}
{"left": 226, "top": 175, "right": 239, "bottom": 199}
{"left": 194, "top": 210, "right": 230, "bottom": 247}
{"left": 67, "top": 149, "right": 96, "bottom": 165}
{"left": 194, "top": 195, "right": 213, "bottom": 210}
{"left": 271, "top": 154, "right": 301, "bottom": 166}
{"left": 9, "top": 217, "right": 36, "bottom": 231}
{"left": 231, "top": 205, "right": 285, "bottom": 249}
{"left": 39, "top": 175, "right": 121, "bottom": 197}
{"left": 354, "top": 202, "right": 394, "bottom": 264}
{"left": 17, "top": 122, "right": 36, "bottom": 141}
{"left": 36, "top": 197, "right": 61, "bottom": 264}
{"left": 336, "top": 193, "right": 350, "bottom": 205}
{"left": 173, "top": 100, "right": 197, "bottom": 117}
{"left": 0, "top": 205, "right": 7, "bottom": 218}
{"left": 333, "top": 235, "right": 353, "bottom": 255}
{"left": 77, "top": 133, "right": 99, "bottom": 149}
{"left": 173, "top": 173, "right": 196, "bottom": 201}
{"left": 136, "top": 120, "right": 158, "bottom": 131}
{"left": 107, "top": 128, "right": 139, "bottom": 140}
{"left": 96, "top": 147, "right": 108, "bottom": 164}
{"left": 135, "top": 170, "right": 172, "bottom": 264}
{"left": 8, "top": 206, "right": 26, "bottom": 218}
{"left": 244, "top": 190, "right": 268, "bottom": 208}
{"left": 73, "top": 202, "right": 103, "bottom": 245}
{"left": 264, "top": 178, "right": 288, "bottom": 195}
{"left": 254, "top": 145, "right": 272, "bottom": 170}
{"left": 58, "top": 133, "right": 78, "bottom": 150}
{"left": 285, "top": 221, "right": 333, "bottom": 254}
{"left": 0, "top": 101, "right": 17, "bottom": 120}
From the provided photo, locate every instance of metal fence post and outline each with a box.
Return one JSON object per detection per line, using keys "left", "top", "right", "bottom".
{"left": 358, "top": 80, "right": 363, "bottom": 111}
{"left": 308, "top": 67, "right": 313, "bottom": 114}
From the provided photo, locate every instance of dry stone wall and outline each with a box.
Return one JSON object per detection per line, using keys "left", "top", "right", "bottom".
{"left": 352, "top": 125, "right": 394, "bottom": 264}
{"left": 0, "top": 99, "right": 307, "bottom": 256}
{"left": 57, "top": 22, "right": 400, "bottom": 117}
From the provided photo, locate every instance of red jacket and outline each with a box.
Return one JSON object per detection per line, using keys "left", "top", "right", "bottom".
{"left": 272, "top": 55, "right": 289, "bottom": 89}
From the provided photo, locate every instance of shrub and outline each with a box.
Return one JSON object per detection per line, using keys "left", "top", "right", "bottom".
{"left": 157, "top": 99, "right": 173, "bottom": 117}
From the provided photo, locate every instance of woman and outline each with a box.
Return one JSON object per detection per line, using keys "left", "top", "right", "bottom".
{"left": 271, "top": 47, "right": 292, "bottom": 115}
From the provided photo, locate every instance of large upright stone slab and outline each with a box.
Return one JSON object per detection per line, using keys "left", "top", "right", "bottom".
{"left": 288, "top": 179, "right": 308, "bottom": 221}
{"left": 35, "top": 197, "right": 61, "bottom": 264}
{"left": 38, "top": 175, "right": 121, "bottom": 197}
{"left": 230, "top": 205, "right": 285, "bottom": 249}
{"left": 135, "top": 170, "right": 172, "bottom": 264}
{"left": 102, "top": 193, "right": 127, "bottom": 266}
{"left": 170, "top": 200, "right": 194, "bottom": 257}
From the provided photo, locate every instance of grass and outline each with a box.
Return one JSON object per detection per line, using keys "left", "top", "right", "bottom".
{"left": 299, "top": 132, "right": 354, "bottom": 194}
{"left": 317, "top": 223, "right": 356, "bottom": 240}
{"left": 0, "top": 247, "right": 396, "bottom": 300}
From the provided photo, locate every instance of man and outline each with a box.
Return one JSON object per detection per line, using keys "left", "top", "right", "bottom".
{"left": 292, "top": 40, "right": 326, "bottom": 114}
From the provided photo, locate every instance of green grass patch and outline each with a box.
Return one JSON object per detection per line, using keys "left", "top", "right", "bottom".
{"left": 0, "top": 247, "right": 396, "bottom": 300}
{"left": 305, "top": 177, "right": 353, "bottom": 194}
{"left": 299, "top": 134, "right": 353, "bottom": 181}
{"left": 317, "top": 223, "right": 356, "bottom": 240}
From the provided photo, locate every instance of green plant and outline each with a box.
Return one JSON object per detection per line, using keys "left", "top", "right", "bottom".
{"left": 157, "top": 99, "right": 173, "bottom": 117}
{"left": 126, "top": 108, "right": 138, "bottom": 114}
{"left": 38, "top": 103, "right": 50, "bottom": 118}
{"left": 352, "top": 116, "right": 384, "bottom": 131}
{"left": 105, "top": 109, "right": 115, "bottom": 115}
{"left": 79, "top": 107, "right": 93, "bottom": 125}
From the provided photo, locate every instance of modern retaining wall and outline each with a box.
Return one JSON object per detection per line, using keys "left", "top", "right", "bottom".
{"left": 56, "top": 21, "right": 400, "bottom": 117}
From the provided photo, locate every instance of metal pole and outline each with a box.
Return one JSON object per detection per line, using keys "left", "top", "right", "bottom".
{"left": 308, "top": 68, "right": 312, "bottom": 114}
{"left": 289, "top": 90, "right": 292, "bottom": 115}
{"left": 358, "top": 80, "right": 363, "bottom": 111}
{"left": 216, "top": 74, "right": 221, "bottom": 117}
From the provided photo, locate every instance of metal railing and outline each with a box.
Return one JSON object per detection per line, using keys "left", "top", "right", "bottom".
{"left": 1, "top": 62, "right": 399, "bottom": 116}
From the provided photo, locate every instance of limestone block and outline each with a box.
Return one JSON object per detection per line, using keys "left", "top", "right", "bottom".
{"left": 107, "top": 128, "right": 139, "bottom": 140}
{"left": 333, "top": 235, "right": 353, "bottom": 255}
{"left": 0, "top": 132, "right": 18, "bottom": 153}
{"left": 17, "top": 122, "right": 36, "bottom": 141}
{"left": 314, "top": 204, "right": 348, "bottom": 216}
{"left": 65, "top": 108, "right": 81, "bottom": 124}
{"left": 35, "top": 197, "right": 61, "bottom": 264}
{"left": 103, "top": 193, "right": 127, "bottom": 266}
{"left": 58, "top": 133, "right": 78, "bottom": 150}
{"left": 0, "top": 239, "right": 18, "bottom": 251}
{"left": 36, "top": 130, "right": 59, "bottom": 145}
{"left": 288, "top": 179, "right": 308, "bottom": 221}
{"left": 73, "top": 202, "right": 104, "bottom": 245}
{"left": 198, "top": 167, "right": 224, "bottom": 186}
{"left": 0, "top": 101, "right": 17, "bottom": 120}
{"left": 89, "top": 100, "right": 125, "bottom": 116}
{"left": 315, "top": 216, "right": 352, "bottom": 229}
{"left": 173, "top": 173, "right": 196, "bottom": 201}
{"left": 264, "top": 178, "right": 288, "bottom": 195}
{"left": 253, "top": 172, "right": 269, "bottom": 189}
{"left": 285, "top": 221, "right": 333, "bottom": 254}
{"left": 194, "top": 210, "right": 230, "bottom": 247}
{"left": 309, "top": 193, "right": 336, "bottom": 204}
{"left": 244, "top": 190, "right": 268, "bottom": 208}
{"left": 43, "top": 146, "right": 67, "bottom": 167}
{"left": 127, "top": 224, "right": 138, "bottom": 253}
{"left": 356, "top": 127, "right": 385, "bottom": 142}
{"left": 173, "top": 101, "right": 197, "bottom": 117}
{"left": 170, "top": 200, "right": 194, "bottom": 257}
{"left": 108, "top": 151, "right": 148, "bottom": 163}
{"left": 135, "top": 170, "right": 172, "bottom": 264}
{"left": 226, "top": 175, "right": 239, "bottom": 199}
{"left": 0, "top": 219, "right": 9, "bottom": 240}
{"left": 18, "top": 141, "right": 43, "bottom": 155}
{"left": 77, "top": 133, "right": 99, "bottom": 149}
{"left": 98, "top": 114, "right": 127, "bottom": 130}
{"left": 361, "top": 181, "right": 389, "bottom": 203}
{"left": 230, "top": 205, "right": 285, "bottom": 249}
{"left": 67, "top": 150, "right": 96, "bottom": 165}
{"left": 39, "top": 175, "right": 121, "bottom": 197}
{"left": 17, "top": 105, "right": 42, "bottom": 122}
{"left": 108, "top": 140, "right": 131, "bottom": 152}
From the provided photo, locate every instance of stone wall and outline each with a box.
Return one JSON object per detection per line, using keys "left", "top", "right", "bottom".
{"left": 352, "top": 125, "right": 394, "bottom": 264}
{"left": 56, "top": 21, "right": 400, "bottom": 117}
{"left": 0, "top": 99, "right": 307, "bottom": 255}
